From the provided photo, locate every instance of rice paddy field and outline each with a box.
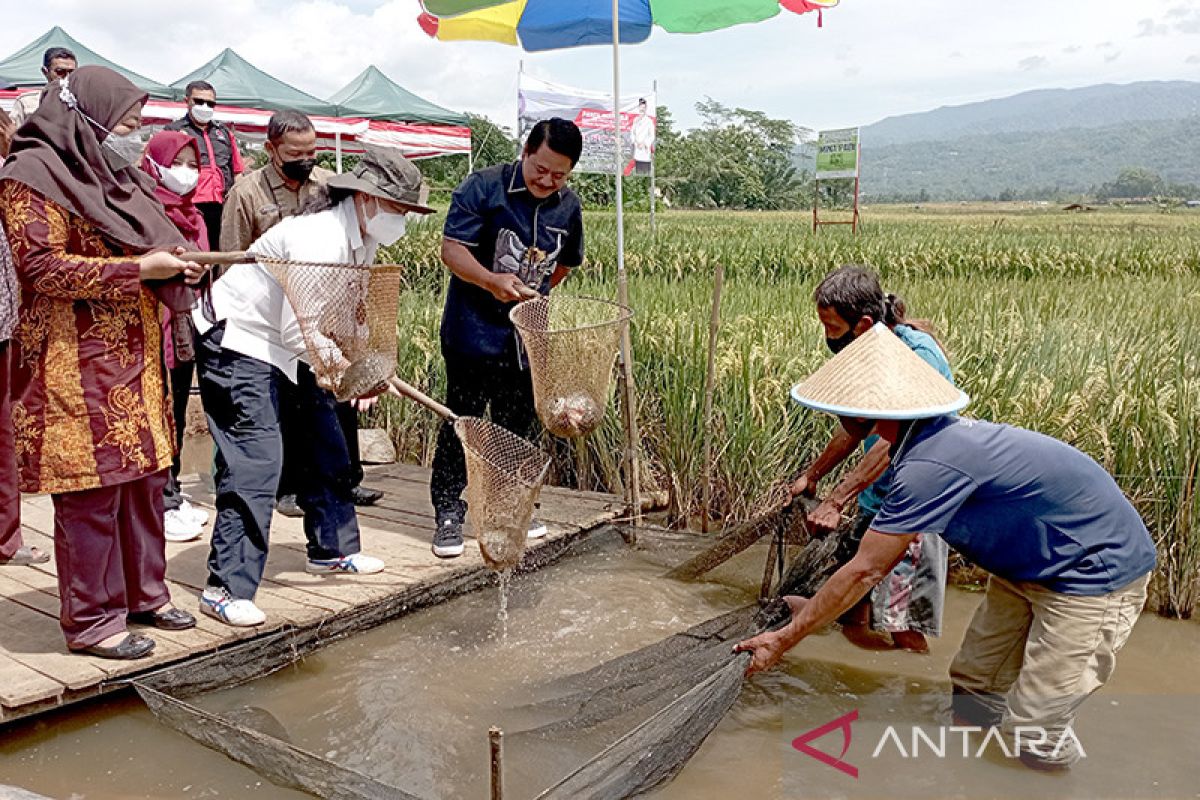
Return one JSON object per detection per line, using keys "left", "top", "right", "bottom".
{"left": 377, "top": 204, "right": 1200, "bottom": 618}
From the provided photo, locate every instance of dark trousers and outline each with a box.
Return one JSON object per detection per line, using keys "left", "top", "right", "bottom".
{"left": 162, "top": 360, "right": 195, "bottom": 512}
{"left": 196, "top": 326, "right": 361, "bottom": 599}
{"left": 278, "top": 397, "right": 363, "bottom": 499}
{"left": 196, "top": 202, "right": 223, "bottom": 251}
{"left": 52, "top": 470, "right": 170, "bottom": 649}
{"left": 429, "top": 349, "right": 537, "bottom": 520}
{"left": 0, "top": 341, "right": 24, "bottom": 559}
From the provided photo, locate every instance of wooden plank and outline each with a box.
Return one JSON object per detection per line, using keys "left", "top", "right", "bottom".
{"left": 0, "top": 596, "right": 109, "bottom": 693}
{"left": 0, "top": 650, "right": 65, "bottom": 711}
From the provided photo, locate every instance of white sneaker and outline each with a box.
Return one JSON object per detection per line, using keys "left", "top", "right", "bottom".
{"left": 305, "top": 553, "right": 385, "bottom": 575}
{"left": 164, "top": 508, "right": 203, "bottom": 543}
{"left": 527, "top": 519, "right": 548, "bottom": 540}
{"left": 199, "top": 587, "right": 266, "bottom": 627}
{"left": 178, "top": 499, "right": 210, "bottom": 527}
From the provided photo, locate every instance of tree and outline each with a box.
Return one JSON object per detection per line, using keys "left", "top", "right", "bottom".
{"left": 1096, "top": 167, "right": 1166, "bottom": 199}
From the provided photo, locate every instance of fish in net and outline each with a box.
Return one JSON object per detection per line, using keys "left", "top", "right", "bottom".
{"left": 258, "top": 256, "right": 404, "bottom": 402}
{"left": 387, "top": 378, "right": 553, "bottom": 570}
{"left": 510, "top": 296, "right": 632, "bottom": 438}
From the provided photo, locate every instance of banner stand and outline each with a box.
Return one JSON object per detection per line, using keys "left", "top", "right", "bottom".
{"left": 812, "top": 127, "right": 861, "bottom": 235}
{"left": 812, "top": 175, "right": 860, "bottom": 234}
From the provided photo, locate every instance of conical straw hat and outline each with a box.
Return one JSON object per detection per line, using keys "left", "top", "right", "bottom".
{"left": 790, "top": 323, "right": 969, "bottom": 420}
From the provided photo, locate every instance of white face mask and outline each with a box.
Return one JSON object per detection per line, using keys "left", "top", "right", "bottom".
{"left": 365, "top": 208, "right": 407, "bottom": 246}
{"left": 158, "top": 163, "right": 199, "bottom": 196}
{"left": 190, "top": 104, "right": 215, "bottom": 125}
{"left": 101, "top": 129, "right": 147, "bottom": 172}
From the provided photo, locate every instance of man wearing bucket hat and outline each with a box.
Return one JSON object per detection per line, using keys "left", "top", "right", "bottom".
{"left": 735, "top": 324, "right": 1156, "bottom": 771}
{"left": 193, "top": 146, "right": 434, "bottom": 627}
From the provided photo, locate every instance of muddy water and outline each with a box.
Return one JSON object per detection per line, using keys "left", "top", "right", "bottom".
{"left": 1, "top": 538, "right": 1198, "bottom": 800}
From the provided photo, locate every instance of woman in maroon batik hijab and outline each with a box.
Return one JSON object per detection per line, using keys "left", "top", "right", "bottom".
{"left": 0, "top": 66, "right": 207, "bottom": 659}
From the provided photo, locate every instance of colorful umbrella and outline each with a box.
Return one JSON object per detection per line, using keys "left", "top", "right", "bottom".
{"left": 419, "top": 1, "right": 837, "bottom": 48}
{"left": 417, "top": 0, "right": 838, "bottom": 521}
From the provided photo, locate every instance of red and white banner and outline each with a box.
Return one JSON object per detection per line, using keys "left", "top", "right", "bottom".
{"left": 1, "top": 90, "right": 470, "bottom": 161}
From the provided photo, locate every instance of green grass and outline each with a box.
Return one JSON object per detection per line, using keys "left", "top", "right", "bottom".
{"left": 376, "top": 205, "right": 1200, "bottom": 617}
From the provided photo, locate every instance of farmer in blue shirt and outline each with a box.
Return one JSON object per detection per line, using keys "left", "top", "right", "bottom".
{"left": 790, "top": 265, "right": 953, "bottom": 653}
{"left": 429, "top": 118, "right": 585, "bottom": 558}
{"left": 737, "top": 325, "right": 1155, "bottom": 771}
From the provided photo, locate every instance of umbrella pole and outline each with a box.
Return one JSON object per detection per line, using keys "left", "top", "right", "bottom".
{"left": 612, "top": 0, "right": 642, "bottom": 529}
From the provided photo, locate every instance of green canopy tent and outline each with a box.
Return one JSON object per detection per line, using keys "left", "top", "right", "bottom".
{"left": 0, "top": 26, "right": 177, "bottom": 99}
{"left": 171, "top": 48, "right": 340, "bottom": 117}
{"left": 328, "top": 65, "right": 467, "bottom": 125}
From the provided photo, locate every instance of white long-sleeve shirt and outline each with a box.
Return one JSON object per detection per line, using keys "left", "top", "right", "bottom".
{"left": 194, "top": 197, "right": 378, "bottom": 382}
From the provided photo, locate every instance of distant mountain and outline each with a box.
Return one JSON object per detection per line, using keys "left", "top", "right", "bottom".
{"left": 863, "top": 81, "right": 1200, "bottom": 147}
{"left": 856, "top": 81, "right": 1200, "bottom": 200}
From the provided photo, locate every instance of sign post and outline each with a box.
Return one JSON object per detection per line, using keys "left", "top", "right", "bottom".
{"left": 813, "top": 127, "right": 861, "bottom": 234}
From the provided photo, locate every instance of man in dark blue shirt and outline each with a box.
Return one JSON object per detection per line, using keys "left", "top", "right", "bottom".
{"left": 429, "top": 118, "right": 585, "bottom": 558}
{"left": 736, "top": 324, "right": 1155, "bottom": 771}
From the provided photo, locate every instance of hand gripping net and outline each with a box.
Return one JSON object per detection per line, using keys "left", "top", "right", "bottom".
{"left": 509, "top": 296, "right": 632, "bottom": 438}
{"left": 456, "top": 416, "right": 552, "bottom": 570}
{"left": 260, "top": 257, "right": 403, "bottom": 402}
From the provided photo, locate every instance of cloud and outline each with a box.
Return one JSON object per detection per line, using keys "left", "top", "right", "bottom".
{"left": 1104, "top": 50, "right": 1122, "bottom": 62}
{"left": 1018, "top": 55, "right": 1049, "bottom": 70}
{"left": 1187, "top": 53, "right": 1200, "bottom": 63}
{"left": 1061, "top": 44, "right": 1082, "bottom": 54}
{"left": 1137, "top": 18, "right": 1169, "bottom": 36}
{"left": 948, "top": 51, "right": 964, "bottom": 59}
{"left": 843, "top": 66, "right": 862, "bottom": 78}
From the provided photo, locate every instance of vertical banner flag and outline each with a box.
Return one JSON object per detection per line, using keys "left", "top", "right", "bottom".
{"left": 518, "top": 74, "right": 657, "bottom": 176}
{"left": 815, "top": 127, "right": 860, "bottom": 179}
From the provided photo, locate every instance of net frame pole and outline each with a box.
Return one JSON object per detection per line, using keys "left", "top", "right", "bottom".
{"left": 612, "top": 0, "right": 643, "bottom": 528}
{"left": 489, "top": 726, "right": 505, "bottom": 800}
{"left": 700, "top": 262, "right": 724, "bottom": 533}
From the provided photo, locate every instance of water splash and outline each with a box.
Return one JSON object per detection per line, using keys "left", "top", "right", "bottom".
{"left": 496, "top": 568, "right": 514, "bottom": 640}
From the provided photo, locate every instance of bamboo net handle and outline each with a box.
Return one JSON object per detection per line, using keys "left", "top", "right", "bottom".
{"left": 387, "top": 376, "right": 459, "bottom": 422}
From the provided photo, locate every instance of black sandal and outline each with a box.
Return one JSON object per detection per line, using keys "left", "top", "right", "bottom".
{"left": 74, "top": 633, "right": 156, "bottom": 660}
{"left": 128, "top": 607, "right": 197, "bottom": 631}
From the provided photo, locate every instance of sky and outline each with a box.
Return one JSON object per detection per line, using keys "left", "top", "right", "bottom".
{"left": 3, "top": 0, "right": 1199, "bottom": 134}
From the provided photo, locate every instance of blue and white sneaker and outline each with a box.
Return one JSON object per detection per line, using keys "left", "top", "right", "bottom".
{"left": 305, "top": 553, "right": 385, "bottom": 575}
{"left": 527, "top": 518, "right": 548, "bottom": 540}
{"left": 199, "top": 586, "right": 266, "bottom": 627}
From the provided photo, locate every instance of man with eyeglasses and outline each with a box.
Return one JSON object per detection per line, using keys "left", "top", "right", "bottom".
{"left": 428, "top": 118, "right": 585, "bottom": 559}
{"left": 166, "top": 80, "right": 246, "bottom": 249}
{"left": 8, "top": 47, "right": 76, "bottom": 127}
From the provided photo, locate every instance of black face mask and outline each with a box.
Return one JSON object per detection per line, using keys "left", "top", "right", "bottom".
{"left": 280, "top": 157, "right": 317, "bottom": 183}
{"left": 826, "top": 329, "right": 857, "bottom": 354}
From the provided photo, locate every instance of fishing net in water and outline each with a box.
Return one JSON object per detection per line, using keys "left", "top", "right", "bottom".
{"left": 509, "top": 296, "right": 631, "bottom": 438}
{"left": 260, "top": 256, "right": 403, "bottom": 402}
{"left": 457, "top": 416, "right": 553, "bottom": 570}
{"left": 518, "top": 512, "right": 846, "bottom": 799}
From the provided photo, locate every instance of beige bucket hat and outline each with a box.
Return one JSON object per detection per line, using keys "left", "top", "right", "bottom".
{"left": 790, "top": 323, "right": 969, "bottom": 420}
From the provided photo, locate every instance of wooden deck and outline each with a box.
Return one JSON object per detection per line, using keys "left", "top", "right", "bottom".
{"left": 0, "top": 463, "right": 623, "bottom": 725}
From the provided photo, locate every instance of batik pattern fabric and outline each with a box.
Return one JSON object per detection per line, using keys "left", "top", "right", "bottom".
{"left": 0, "top": 180, "right": 174, "bottom": 494}
{"left": 0, "top": 223, "right": 17, "bottom": 342}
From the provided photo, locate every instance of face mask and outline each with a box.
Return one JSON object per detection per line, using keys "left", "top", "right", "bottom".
{"left": 365, "top": 208, "right": 408, "bottom": 246}
{"left": 158, "top": 163, "right": 199, "bottom": 196}
{"left": 190, "top": 103, "right": 215, "bottom": 125}
{"left": 101, "top": 129, "right": 147, "bottom": 172}
{"left": 280, "top": 157, "right": 317, "bottom": 183}
{"left": 825, "top": 325, "right": 858, "bottom": 355}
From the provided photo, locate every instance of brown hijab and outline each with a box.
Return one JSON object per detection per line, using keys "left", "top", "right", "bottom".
{"left": 0, "top": 65, "right": 186, "bottom": 253}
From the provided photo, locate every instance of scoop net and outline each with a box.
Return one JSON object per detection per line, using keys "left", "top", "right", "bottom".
{"left": 457, "top": 416, "right": 552, "bottom": 570}
{"left": 509, "top": 296, "right": 632, "bottom": 438}
{"left": 259, "top": 256, "right": 403, "bottom": 402}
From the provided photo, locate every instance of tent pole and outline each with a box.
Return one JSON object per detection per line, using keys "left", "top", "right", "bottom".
{"left": 612, "top": 0, "right": 642, "bottom": 530}
{"left": 335, "top": 132, "right": 343, "bottom": 174}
